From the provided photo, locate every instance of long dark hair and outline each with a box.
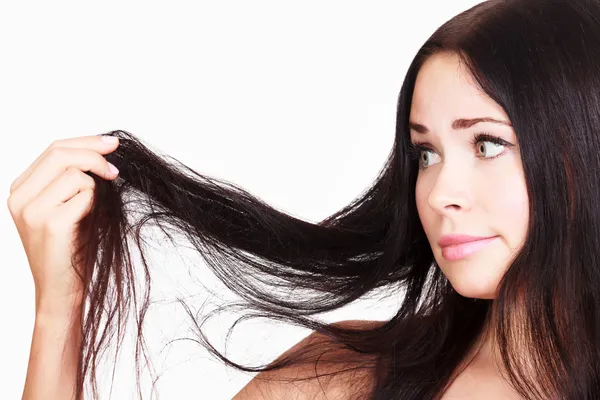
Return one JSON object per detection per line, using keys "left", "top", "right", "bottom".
{"left": 70, "top": 0, "right": 600, "bottom": 398}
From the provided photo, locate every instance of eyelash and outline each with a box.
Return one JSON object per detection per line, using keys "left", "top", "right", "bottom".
{"left": 407, "top": 132, "right": 513, "bottom": 169}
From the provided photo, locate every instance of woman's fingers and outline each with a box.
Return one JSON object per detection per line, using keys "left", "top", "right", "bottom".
{"left": 9, "top": 134, "right": 119, "bottom": 195}
{"left": 22, "top": 167, "right": 96, "bottom": 225}
{"left": 9, "top": 146, "right": 119, "bottom": 215}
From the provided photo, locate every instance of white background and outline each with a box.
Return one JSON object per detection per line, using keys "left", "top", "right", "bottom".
{"left": 0, "top": 1, "right": 482, "bottom": 399}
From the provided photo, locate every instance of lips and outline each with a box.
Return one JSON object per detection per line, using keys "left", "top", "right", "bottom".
{"left": 438, "top": 234, "right": 500, "bottom": 261}
{"left": 438, "top": 234, "right": 496, "bottom": 248}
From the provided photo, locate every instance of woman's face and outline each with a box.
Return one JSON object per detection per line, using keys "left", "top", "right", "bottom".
{"left": 409, "top": 52, "right": 529, "bottom": 299}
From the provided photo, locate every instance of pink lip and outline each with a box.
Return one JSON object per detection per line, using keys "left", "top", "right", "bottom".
{"left": 438, "top": 234, "right": 496, "bottom": 247}
{"left": 439, "top": 235, "right": 499, "bottom": 261}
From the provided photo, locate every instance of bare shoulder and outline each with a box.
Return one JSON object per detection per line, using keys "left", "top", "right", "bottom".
{"left": 232, "top": 319, "right": 385, "bottom": 400}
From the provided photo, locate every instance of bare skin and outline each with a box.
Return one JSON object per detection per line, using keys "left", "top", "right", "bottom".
{"left": 8, "top": 134, "right": 121, "bottom": 399}
{"left": 232, "top": 319, "right": 382, "bottom": 400}
{"left": 441, "top": 362, "right": 524, "bottom": 400}
{"left": 439, "top": 307, "right": 525, "bottom": 400}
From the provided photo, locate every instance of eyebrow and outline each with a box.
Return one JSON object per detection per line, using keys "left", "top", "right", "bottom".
{"left": 408, "top": 117, "right": 512, "bottom": 134}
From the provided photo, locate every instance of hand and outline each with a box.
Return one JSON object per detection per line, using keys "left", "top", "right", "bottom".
{"left": 7, "top": 134, "right": 120, "bottom": 309}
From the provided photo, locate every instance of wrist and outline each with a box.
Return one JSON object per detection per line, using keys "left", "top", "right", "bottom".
{"left": 35, "top": 291, "right": 84, "bottom": 319}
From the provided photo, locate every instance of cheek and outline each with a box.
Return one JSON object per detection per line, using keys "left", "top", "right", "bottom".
{"left": 415, "top": 178, "right": 434, "bottom": 234}
{"left": 484, "top": 169, "right": 529, "bottom": 247}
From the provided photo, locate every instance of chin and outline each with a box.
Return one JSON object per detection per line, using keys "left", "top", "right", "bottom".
{"left": 439, "top": 265, "right": 499, "bottom": 299}
{"left": 443, "top": 272, "right": 499, "bottom": 299}
{"left": 434, "top": 249, "right": 507, "bottom": 300}
{"left": 452, "top": 285, "right": 497, "bottom": 300}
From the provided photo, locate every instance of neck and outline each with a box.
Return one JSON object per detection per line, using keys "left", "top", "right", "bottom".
{"left": 464, "top": 305, "right": 504, "bottom": 372}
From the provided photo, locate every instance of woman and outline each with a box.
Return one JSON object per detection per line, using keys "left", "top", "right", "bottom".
{"left": 9, "top": 0, "right": 600, "bottom": 398}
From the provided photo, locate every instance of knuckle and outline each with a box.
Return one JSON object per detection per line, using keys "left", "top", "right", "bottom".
{"left": 65, "top": 166, "right": 80, "bottom": 178}
{"left": 6, "top": 195, "right": 16, "bottom": 213}
{"left": 21, "top": 206, "right": 40, "bottom": 230}
{"left": 48, "top": 139, "right": 63, "bottom": 149}
{"left": 6, "top": 194, "right": 25, "bottom": 217}
{"left": 47, "top": 146, "right": 66, "bottom": 161}
{"left": 66, "top": 167, "right": 95, "bottom": 190}
{"left": 82, "top": 188, "right": 95, "bottom": 202}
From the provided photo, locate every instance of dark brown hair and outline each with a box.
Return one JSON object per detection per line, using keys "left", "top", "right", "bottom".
{"left": 73, "top": 0, "right": 600, "bottom": 398}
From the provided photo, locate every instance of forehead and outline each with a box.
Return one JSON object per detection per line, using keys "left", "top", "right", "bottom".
{"left": 409, "top": 53, "right": 509, "bottom": 132}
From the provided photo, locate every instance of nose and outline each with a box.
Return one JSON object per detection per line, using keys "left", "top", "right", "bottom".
{"left": 426, "top": 162, "right": 472, "bottom": 215}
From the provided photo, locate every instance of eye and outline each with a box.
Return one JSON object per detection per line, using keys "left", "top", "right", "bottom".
{"left": 475, "top": 141, "right": 504, "bottom": 158}
{"left": 418, "top": 148, "right": 440, "bottom": 169}
{"left": 407, "top": 142, "right": 441, "bottom": 169}
{"left": 407, "top": 132, "right": 514, "bottom": 170}
{"left": 470, "top": 132, "right": 512, "bottom": 159}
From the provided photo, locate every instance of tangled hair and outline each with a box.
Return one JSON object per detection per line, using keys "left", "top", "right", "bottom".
{"left": 70, "top": 0, "right": 600, "bottom": 398}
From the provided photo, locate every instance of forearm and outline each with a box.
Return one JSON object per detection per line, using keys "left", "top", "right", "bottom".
{"left": 22, "top": 295, "right": 84, "bottom": 400}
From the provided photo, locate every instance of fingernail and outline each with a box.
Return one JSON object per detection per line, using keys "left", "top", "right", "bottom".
{"left": 102, "top": 135, "right": 118, "bottom": 144}
{"left": 108, "top": 162, "right": 119, "bottom": 175}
